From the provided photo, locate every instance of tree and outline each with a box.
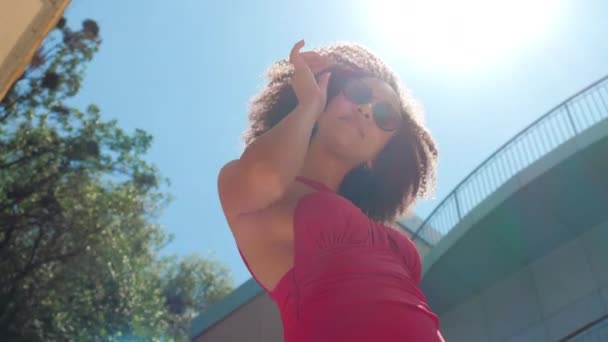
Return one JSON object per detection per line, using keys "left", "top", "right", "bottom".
{"left": 160, "top": 254, "right": 234, "bottom": 341}
{"left": 0, "top": 17, "right": 232, "bottom": 341}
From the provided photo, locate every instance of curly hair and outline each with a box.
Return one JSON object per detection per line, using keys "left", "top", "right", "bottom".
{"left": 243, "top": 42, "right": 438, "bottom": 224}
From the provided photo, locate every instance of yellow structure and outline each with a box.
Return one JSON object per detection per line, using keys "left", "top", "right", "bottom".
{"left": 0, "top": 0, "right": 71, "bottom": 101}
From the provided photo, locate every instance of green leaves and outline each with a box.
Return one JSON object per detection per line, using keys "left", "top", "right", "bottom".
{"left": 159, "top": 254, "right": 234, "bottom": 341}
{"left": 0, "top": 17, "right": 233, "bottom": 341}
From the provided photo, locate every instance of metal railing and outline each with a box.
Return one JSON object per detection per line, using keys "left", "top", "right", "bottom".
{"left": 412, "top": 75, "right": 608, "bottom": 246}
{"left": 560, "top": 314, "right": 608, "bottom": 341}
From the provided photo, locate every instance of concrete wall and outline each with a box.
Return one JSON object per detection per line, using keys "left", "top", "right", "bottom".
{"left": 439, "top": 219, "right": 608, "bottom": 342}
{"left": 194, "top": 292, "right": 283, "bottom": 342}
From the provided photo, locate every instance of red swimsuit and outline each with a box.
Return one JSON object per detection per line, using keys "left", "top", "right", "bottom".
{"left": 239, "top": 176, "right": 444, "bottom": 341}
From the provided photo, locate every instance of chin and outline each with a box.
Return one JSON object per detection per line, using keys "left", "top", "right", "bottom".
{"left": 320, "top": 129, "right": 365, "bottom": 162}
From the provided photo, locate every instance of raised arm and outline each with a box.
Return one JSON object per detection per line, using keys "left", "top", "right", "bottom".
{"left": 218, "top": 40, "right": 332, "bottom": 224}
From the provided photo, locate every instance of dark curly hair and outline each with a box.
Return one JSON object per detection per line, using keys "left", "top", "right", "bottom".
{"left": 243, "top": 42, "right": 438, "bottom": 224}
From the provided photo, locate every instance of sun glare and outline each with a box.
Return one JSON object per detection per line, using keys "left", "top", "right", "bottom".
{"left": 364, "top": 0, "right": 561, "bottom": 72}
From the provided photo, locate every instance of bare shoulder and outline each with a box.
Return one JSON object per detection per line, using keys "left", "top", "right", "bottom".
{"left": 227, "top": 183, "right": 316, "bottom": 291}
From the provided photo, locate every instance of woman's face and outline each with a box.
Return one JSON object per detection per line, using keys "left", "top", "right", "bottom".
{"left": 315, "top": 77, "right": 402, "bottom": 166}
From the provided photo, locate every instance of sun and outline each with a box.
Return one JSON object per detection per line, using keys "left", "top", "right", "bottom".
{"left": 363, "top": 0, "right": 562, "bottom": 72}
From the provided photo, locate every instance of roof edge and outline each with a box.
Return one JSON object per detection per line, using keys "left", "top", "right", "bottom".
{"left": 189, "top": 277, "right": 263, "bottom": 339}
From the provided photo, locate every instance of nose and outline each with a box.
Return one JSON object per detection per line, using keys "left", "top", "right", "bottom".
{"left": 357, "top": 103, "right": 373, "bottom": 121}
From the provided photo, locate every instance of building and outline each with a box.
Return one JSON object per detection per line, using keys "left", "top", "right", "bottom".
{"left": 191, "top": 75, "right": 608, "bottom": 342}
{"left": 0, "top": 0, "right": 70, "bottom": 101}
{"left": 415, "top": 76, "right": 608, "bottom": 341}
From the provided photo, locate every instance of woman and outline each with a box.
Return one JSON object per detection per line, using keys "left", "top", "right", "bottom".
{"left": 218, "top": 40, "right": 444, "bottom": 341}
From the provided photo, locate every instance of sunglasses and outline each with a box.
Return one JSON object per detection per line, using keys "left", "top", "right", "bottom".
{"left": 341, "top": 79, "right": 402, "bottom": 132}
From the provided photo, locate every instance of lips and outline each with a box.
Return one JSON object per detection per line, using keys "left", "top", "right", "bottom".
{"left": 340, "top": 117, "right": 365, "bottom": 138}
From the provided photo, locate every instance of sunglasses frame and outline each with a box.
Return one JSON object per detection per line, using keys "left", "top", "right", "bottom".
{"left": 340, "top": 78, "right": 403, "bottom": 132}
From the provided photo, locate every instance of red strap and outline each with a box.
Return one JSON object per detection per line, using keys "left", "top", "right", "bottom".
{"left": 295, "top": 176, "right": 333, "bottom": 192}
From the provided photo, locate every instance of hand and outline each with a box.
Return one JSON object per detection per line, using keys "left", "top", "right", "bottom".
{"left": 289, "top": 40, "right": 331, "bottom": 115}
{"left": 300, "top": 50, "right": 333, "bottom": 75}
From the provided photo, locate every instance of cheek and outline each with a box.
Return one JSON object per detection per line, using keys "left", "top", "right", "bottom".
{"left": 324, "top": 95, "right": 357, "bottom": 118}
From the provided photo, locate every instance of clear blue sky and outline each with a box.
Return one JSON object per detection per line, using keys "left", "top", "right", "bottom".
{"left": 64, "top": 0, "right": 608, "bottom": 286}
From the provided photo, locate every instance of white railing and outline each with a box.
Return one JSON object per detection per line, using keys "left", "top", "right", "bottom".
{"left": 412, "top": 75, "right": 608, "bottom": 246}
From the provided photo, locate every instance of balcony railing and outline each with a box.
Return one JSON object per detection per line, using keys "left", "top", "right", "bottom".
{"left": 412, "top": 75, "right": 608, "bottom": 246}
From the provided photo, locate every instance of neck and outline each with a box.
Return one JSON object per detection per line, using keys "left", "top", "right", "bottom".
{"left": 297, "top": 140, "right": 357, "bottom": 192}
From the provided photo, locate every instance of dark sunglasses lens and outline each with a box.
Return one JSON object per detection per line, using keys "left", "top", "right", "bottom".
{"left": 373, "top": 102, "right": 400, "bottom": 131}
{"left": 344, "top": 81, "right": 372, "bottom": 105}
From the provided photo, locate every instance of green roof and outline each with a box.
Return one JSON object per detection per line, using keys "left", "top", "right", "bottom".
{"left": 189, "top": 277, "right": 263, "bottom": 339}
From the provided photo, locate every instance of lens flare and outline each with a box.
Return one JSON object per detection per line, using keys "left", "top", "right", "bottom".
{"left": 363, "top": 0, "right": 562, "bottom": 72}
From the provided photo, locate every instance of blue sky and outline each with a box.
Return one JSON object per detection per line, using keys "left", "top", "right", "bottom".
{"left": 64, "top": 0, "right": 608, "bottom": 286}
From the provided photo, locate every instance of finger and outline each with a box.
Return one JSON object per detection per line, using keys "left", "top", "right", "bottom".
{"left": 289, "top": 40, "right": 305, "bottom": 66}
{"left": 302, "top": 53, "right": 332, "bottom": 74}
{"left": 312, "top": 60, "right": 333, "bottom": 75}
{"left": 301, "top": 52, "right": 328, "bottom": 66}
{"left": 300, "top": 51, "right": 322, "bottom": 63}
{"left": 318, "top": 72, "right": 331, "bottom": 93}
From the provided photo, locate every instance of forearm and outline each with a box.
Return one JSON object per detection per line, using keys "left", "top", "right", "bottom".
{"left": 239, "top": 104, "right": 319, "bottom": 195}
